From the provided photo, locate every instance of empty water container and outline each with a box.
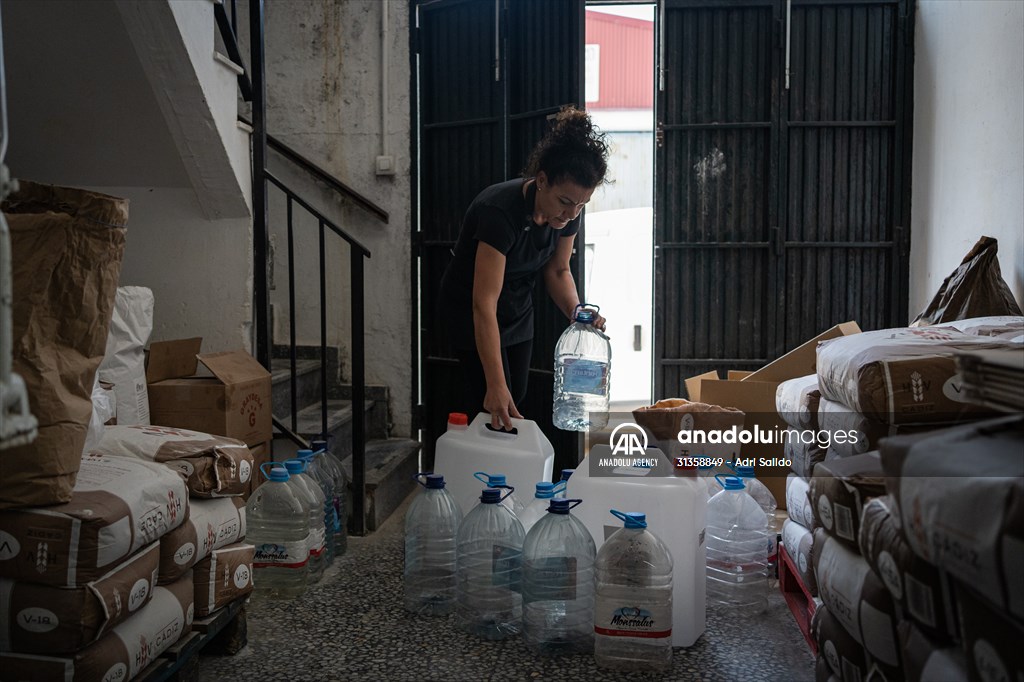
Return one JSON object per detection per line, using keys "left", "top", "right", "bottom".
{"left": 594, "top": 510, "right": 673, "bottom": 671}
{"left": 706, "top": 475, "right": 770, "bottom": 615}
{"left": 522, "top": 498, "right": 596, "bottom": 655}
{"left": 312, "top": 438, "right": 348, "bottom": 556}
{"left": 404, "top": 473, "right": 462, "bottom": 615}
{"left": 518, "top": 481, "right": 563, "bottom": 533}
{"left": 247, "top": 465, "right": 309, "bottom": 599}
{"left": 282, "top": 458, "right": 326, "bottom": 583}
{"left": 298, "top": 448, "right": 337, "bottom": 564}
{"left": 567, "top": 444, "right": 705, "bottom": 647}
{"left": 473, "top": 471, "right": 525, "bottom": 516}
{"left": 434, "top": 412, "right": 554, "bottom": 517}
{"left": 455, "top": 487, "right": 525, "bottom": 640}
{"left": 553, "top": 304, "right": 611, "bottom": 431}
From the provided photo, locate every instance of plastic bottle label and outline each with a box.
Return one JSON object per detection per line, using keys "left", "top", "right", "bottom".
{"left": 309, "top": 527, "right": 326, "bottom": 557}
{"left": 491, "top": 544, "right": 522, "bottom": 592}
{"left": 253, "top": 540, "right": 308, "bottom": 569}
{"left": 526, "top": 557, "right": 577, "bottom": 600}
{"left": 560, "top": 358, "right": 607, "bottom": 395}
{"left": 594, "top": 598, "right": 672, "bottom": 639}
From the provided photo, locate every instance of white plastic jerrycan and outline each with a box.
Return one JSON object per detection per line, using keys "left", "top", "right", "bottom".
{"left": 567, "top": 443, "right": 706, "bottom": 648}
{"left": 434, "top": 412, "right": 555, "bottom": 518}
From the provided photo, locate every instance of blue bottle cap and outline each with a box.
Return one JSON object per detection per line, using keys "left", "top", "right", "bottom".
{"left": 424, "top": 474, "right": 445, "bottom": 489}
{"left": 534, "top": 482, "right": 556, "bottom": 499}
{"left": 296, "top": 449, "right": 314, "bottom": 460}
{"left": 575, "top": 309, "right": 595, "bottom": 324}
{"left": 735, "top": 465, "right": 756, "bottom": 477}
{"left": 610, "top": 509, "right": 647, "bottom": 528}
{"left": 559, "top": 469, "right": 575, "bottom": 481}
{"left": 474, "top": 472, "right": 507, "bottom": 487}
{"left": 718, "top": 475, "right": 745, "bottom": 490}
{"left": 267, "top": 466, "right": 290, "bottom": 482}
{"left": 548, "top": 498, "right": 582, "bottom": 515}
{"left": 283, "top": 458, "right": 306, "bottom": 474}
{"left": 480, "top": 488, "right": 503, "bottom": 504}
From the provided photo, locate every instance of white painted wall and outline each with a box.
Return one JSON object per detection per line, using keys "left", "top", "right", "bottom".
{"left": 247, "top": 1, "right": 413, "bottom": 436}
{"left": 910, "top": 0, "right": 1024, "bottom": 317}
{"left": 87, "top": 187, "right": 252, "bottom": 352}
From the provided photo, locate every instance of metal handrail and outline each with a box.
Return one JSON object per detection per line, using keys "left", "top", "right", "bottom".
{"left": 213, "top": 1, "right": 252, "bottom": 101}
{"left": 267, "top": 169, "right": 371, "bottom": 536}
{"left": 242, "top": 116, "right": 390, "bottom": 224}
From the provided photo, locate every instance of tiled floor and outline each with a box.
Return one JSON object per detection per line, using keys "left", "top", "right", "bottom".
{"left": 199, "top": 496, "right": 815, "bottom": 682}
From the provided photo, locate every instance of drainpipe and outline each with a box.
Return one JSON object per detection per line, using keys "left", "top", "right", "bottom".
{"left": 0, "top": 7, "right": 37, "bottom": 450}
{"left": 376, "top": 0, "right": 394, "bottom": 176}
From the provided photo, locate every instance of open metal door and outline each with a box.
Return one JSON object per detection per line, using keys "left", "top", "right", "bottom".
{"left": 654, "top": 0, "right": 913, "bottom": 397}
{"left": 654, "top": 0, "right": 782, "bottom": 396}
{"left": 416, "top": 0, "right": 584, "bottom": 470}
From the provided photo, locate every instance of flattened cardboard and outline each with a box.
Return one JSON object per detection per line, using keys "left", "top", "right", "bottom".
{"left": 742, "top": 321, "right": 862, "bottom": 384}
{"left": 145, "top": 338, "right": 201, "bottom": 384}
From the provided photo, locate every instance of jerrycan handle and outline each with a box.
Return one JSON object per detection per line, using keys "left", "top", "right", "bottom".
{"left": 473, "top": 472, "right": 490, "bottom": 485}
{"left": 413, "top": 471, "right": 432, "bottom": 487}
{"left": 498, "top": 485, "right": 515, "bottom": 502}
{"left": 484, "top": 423, "right": 518, "bottom": 436}
{"left": 260, "top": 461, "right": 284, "bottom": 480}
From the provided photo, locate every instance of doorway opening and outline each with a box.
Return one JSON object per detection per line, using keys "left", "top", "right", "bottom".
{"left": 584, "top": 3, "right": 655, "bottom": 411}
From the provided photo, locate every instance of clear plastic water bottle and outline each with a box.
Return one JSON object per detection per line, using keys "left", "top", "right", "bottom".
{"left": 732, "top": 465, "right": 778, "bottom": 515}
{"left": 298, "top": 449, "right": 337, "bottom": 565}
{"left": 312, "top": 438, "right": 348, "bottom": 556}
{"left": 283, "top": 458, "right": 326, "bottom": 583}
{"left": 455, "top": 487, "right": 525, "bottom": 639}
{"left": 473, "top": 471, "right": 524, "bottom": 516}
{"left": 555, "top": 469, "right": 574, "bottom": 498}
{"left": 518, "top": 481, "right": 564, "bottom": 533}
{"left": 246, "top": 465, "right": 309, "bottom": 598}
{"left": 553, "top": 304, "right": 611, "bottom": 432}
{"left": 705, "top": 475, "right": 770, "bottom": 615}
{"left": 522, "top": 498, "right": 596, "bottom": 655}
{"left": 594, "top": 510, "right": 673, "bottom": 671}
{"left": 404, "top": 473, "right": 463, "bottom": 615}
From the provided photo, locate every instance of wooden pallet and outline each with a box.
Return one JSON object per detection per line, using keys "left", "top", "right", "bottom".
{"left": 135, "top": 596, "right": 247, "bottom": 682}
{"left": 779, "top": 544, "right": 818, "bottom": 656}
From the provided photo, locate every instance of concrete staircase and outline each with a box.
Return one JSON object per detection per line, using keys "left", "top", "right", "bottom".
{"left": 270, "top": 353, "right": 419, "bottom": 534}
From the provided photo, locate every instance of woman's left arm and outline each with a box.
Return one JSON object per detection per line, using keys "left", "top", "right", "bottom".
{"left": 543, "top": 234, "right": 607, "bottom": 331}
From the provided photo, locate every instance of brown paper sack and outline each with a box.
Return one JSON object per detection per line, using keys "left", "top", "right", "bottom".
{"left": 1, "top": 181, "right": 128, "bottom": 509}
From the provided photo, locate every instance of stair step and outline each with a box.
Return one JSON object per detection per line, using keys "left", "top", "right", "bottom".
{"left": 270, "top": 358, "right": 323, "bottom": 419}
{"left": 339, "top": 438, "right": 421, "bottom": 534}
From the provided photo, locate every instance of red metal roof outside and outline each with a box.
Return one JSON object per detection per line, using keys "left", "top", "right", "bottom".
{"left": 585, "top": 10, "right": 654, "bottom": 110}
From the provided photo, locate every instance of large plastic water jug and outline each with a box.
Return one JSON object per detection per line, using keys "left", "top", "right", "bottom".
{"left": 246, "top": 465, "right": 309, "bottom": 598}
{"left": 282, "top": 458, "right": 326, "bottom": 583}
{"left": 706, "top": 475, "right": 769, "bottom": 615}
{"left": 594, "top": 510, "right": 673, "bottom": 671}
{"left": 434, "top": 412, "right": 554, "bottom": 517}
{"left": 455, "top": 487, "right": 525, "bottom": 639}
{"left": 311, "top": 438, "right": 348, "bottom": 556}
{"left": 553, "top": 304, "right": 611, "bottom": 431}
{"left": 404, "top": 473, "right": 462, "bottom": 615}
{"left": 566, "top": 443, "right": 705, "bottom": 647}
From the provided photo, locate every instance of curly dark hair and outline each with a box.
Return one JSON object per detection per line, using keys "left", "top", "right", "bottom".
{"left": 522, "top": 106, "right": 609, "bottom": 189}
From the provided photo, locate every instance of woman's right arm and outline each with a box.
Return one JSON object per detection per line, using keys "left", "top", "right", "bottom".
{"left": 472, "top": 242, "right": 523, "bottom": 431}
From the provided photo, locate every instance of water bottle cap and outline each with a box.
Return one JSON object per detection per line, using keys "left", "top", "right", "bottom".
{"left": 474, "top": 471, "right": 506, "bottom": 487}
{"left": 610, "top": 509, "right": 647, "bottom": 528}
{"left": 559, "top": 469, "right": 575, "bottom": 482}
{"left": 310, "top": 439, "right": 328, "bottom": 450}
{"left": 448, "top": 412, "right": 469, "bottom": 426}
{"left": 424, "top": 474, "right": 445, "bottom": 489}
{"left": 572, "top": 303, "right": 600, "bottom": 324}
{"left": 534, "top": 482, "right": 556, "bottom": 498}
{"left": 480, "top": 487, "right": 504, "bottom": 504}
{"left": 267, "top": 466, "right": 290, "bottom": 482}
{"left": 283, "top": 458, "right": 306, "bottom": 474}
{"left": 717, "top": 475, "right": 745, "bottom": 490}
{"left": 548, "top": 498, "right": 582, "bottom": 514}
{"left": 296, "top": 449, "right": 314, "bottom": 461}
{"left": 735, "top": 464, "right": 756, "bottom": 477}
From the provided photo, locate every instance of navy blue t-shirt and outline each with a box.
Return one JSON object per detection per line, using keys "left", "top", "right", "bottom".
{"left": 438, "top": 178, "right": 580, "bottom": 350}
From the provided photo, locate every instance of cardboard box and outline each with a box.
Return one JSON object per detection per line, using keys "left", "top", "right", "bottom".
{"left": 682, "top": 322, "right": 863, "bottom": 509}
{"left": 147, "top": 338, "right": 272, "bottom": 447}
